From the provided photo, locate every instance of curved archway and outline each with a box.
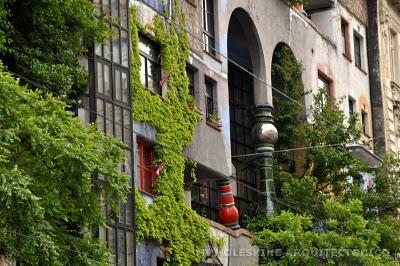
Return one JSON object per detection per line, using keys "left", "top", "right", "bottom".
{"left": 227, "top": 8, "right": 265, "bottom": 221}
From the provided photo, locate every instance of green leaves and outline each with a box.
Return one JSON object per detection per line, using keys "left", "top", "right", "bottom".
{"left": 0, "top": 64, "right": 129, "bottom": 265}
{"left": 131, "top": 5, "right": 209, "bottom": 265}
{"left": 0, "top": 0, "right": 110, "bottom": 99}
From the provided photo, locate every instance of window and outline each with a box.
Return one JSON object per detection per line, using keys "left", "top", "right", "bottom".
{"left": 317, "top": 75, "right": 330, "bottom": 107}
{"left": 202, "top": 0, "right": 215, "bottom": 55}
{"left": 186, "top": 66, "right": 195, "bottom": 97}
{"left": 341, "top": 19, "right": 350, "bottom": 58}
{"left": 140, "top": 0, "right": 171, "bottom": 14}
{"left": 390, "top": 30, "right": 398, "bottom": 83}
{"left": 139, "top": 34, "right": 162, "bottom": 95}
{"left": 92, "top": 1, "right": 134, "bottom": 265}
{"left": 361, "top": 110, "right": 369, "bottom": 136}
{"left": 354, "top": 32, "right": 362, "bottom": 68}
{"left": 205, "top": 78, "right": 215, "bottom": 119}
{"left": 138, "top": 139, "right": 157, "bottom": 195}
{"left": 348, "top": 97, "right": 356, "bottom": 116}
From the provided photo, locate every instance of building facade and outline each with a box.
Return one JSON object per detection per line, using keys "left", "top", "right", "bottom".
{"left": 368, "top": 0, "right": 400, "bottom": 155}
{"left": 74, "top": 0, "right": 379, "bottom": 265}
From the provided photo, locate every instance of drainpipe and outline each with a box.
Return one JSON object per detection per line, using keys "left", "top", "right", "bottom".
{"left": 252, "top": 104, "right": 278, "bottom": 216}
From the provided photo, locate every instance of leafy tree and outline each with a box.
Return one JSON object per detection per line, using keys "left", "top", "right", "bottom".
{"left": 248, "top": 47, "right": 400, "bottom": 265}
{"left": 0, "top": 0, "right": 110, "bottom": 100}
{"left": 0, "top": 64, "right": 129, "bottom": 265}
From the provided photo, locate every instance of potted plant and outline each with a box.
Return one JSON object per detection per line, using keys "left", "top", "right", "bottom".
{"left": 290, "top": 0, "right": 309, "bottom": 11}
{"left": 207, "top": 112, "right": 222, "bottom": 129}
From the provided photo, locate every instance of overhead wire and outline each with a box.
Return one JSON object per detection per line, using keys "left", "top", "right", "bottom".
{"left": 134, "top": 0, "right": 357, "bottom": 137}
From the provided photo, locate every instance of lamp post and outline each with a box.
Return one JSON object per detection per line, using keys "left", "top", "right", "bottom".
{"left": 252, "top": 104, "right": 278, "bottom": 217}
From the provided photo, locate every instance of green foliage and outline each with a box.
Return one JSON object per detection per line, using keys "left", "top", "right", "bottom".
{"left": 0, "top": 0, "right": 110, "bottom": 100}
{"left": 130, "top": 5, "right": 209, "bottom": 265}
{"left": 251, "top": 46, "right": 400, "bottom": 265}
{"left": 251, "top": 200, "right": 396, "bottom": 266}
{"left": 0, "top": 64, "right": 129, "bottom": 265}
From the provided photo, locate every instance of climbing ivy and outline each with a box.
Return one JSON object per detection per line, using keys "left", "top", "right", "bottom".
{"left": 130, "top": 4, "right": 209, "bottom": 265}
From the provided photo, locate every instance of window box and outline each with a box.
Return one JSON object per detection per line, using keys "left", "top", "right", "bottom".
{"left": 206, "top": 116, "right": 221, "bottom": 131}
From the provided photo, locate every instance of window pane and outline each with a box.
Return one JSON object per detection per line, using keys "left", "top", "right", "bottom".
{"left": 115, "top": 69, "right": 122, "bottom": 101}
{"left": 140, "top": 56, "right": 146, "bottom": 86}
{"left": 125, "top": 151, "right": 132, "bottom": 181}
{"left": 119, "top": 201, "right": 126, "bottom": 224}
{"left": 95, "top": 44, "right": 102, "bottom": 56}
{"left": 108, "top": 228, "right": 116, "bottom": 265}
{"left": 115, "top": 106, "right": 123, "bottom": 140}
{"left": 148, "top": 61, "right": 160, "bottom": 94}
{"left": 206, "top": 13, "right": 214, "bottom": 33}
{"left": 97, "top": 62, "right": 104, "bottom": 94}
{"left": 113, "top": 28, "right": 120, "bottom": 64}
{"left": 122, "top": 71, "right": 129, "bottom": 103}
{"left": 103, "top": 0, "right": 110, "bottom": 15}
{"left": 104, "top": 38, "right": 112, "bottom": 60}
{"left": 96, "top": 99, "right": 105, "bottom": 132}
{"left": 121, "top": 30, "right": 129, "bottom": 67}
{"left": 123, "top": 109, "right": 131, "bottom": 146}
{"left": 126, "top": 194, "right": 133, "bottom": 225}
{"left": 104, "top": 64, "right": 111, "bottom": 96}
{"left": 106, "top": 102, "right": 113, "bottom": 136}
{"left": 120, "top": 0, "right": 128, "bottom": 28}
{"left": 111, "top": 0, "right": 118, "bottom": 18}
{"left": 139, "top": 35, "right": 159, "bottom": 61}
{"left": 143, "top": 169, "right": 154, "bottom": 193}
{"left": 127, "top": 231, "right": 134, "bottom": 266}
{"left": 118, "top": 229, "right": 126, "bottom": 266}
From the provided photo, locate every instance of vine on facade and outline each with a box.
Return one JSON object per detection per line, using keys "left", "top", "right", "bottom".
{"left": 130, "top": 4, "right": 210, "bottom": 265}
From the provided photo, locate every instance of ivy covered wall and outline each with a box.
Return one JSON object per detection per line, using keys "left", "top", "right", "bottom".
{"left": 130, "top": 4, "right": 210, "bottom": 265}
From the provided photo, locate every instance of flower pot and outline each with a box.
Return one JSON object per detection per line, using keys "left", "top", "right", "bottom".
{"left": 293, "top": 2, "right": 303, "bottom": 11}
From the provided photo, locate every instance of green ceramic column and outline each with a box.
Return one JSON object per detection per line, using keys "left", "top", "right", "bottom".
{"left": 252, "top": 104, "right": 278, "bottom": 217}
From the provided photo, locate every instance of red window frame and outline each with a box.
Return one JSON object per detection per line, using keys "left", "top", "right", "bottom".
{"left": 138, "top": 138, "right": 156, "bottom": 195}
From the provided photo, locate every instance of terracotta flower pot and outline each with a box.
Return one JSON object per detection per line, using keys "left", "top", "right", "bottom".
{"left": 293, "top": 2, "right": 303, "bottom": 11}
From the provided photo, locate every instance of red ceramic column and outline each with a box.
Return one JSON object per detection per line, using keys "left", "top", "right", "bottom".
{"left": 217, "top": 179, "right": 240, "bottom": 230}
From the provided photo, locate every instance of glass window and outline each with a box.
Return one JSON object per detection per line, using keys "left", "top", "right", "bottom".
{"left": 186, "top": 67, "right": 195, "bottom": 97}
{"left": 141, "top": 0, "right": 170, "bottom": 14}
{"left": 317, "top": 75, "right": 330, "bottom": 107}
{"left": 139, "top": 34, "right": 162, "bottom": 94}
{"left": 203, "top": 0, "right": 215, "bottom": 55}
{"left": 341, "top": 19, "right": 350, "bottom": 57}
{"left": 361, "top": 110, "right": 369, "bottom": 136}
{"left": 390, "top": 30, "right": 398, "bottom": 83}
{"left": 205, "top": 78, "right": 215, "bottom": 118}
{"left": 354, "top": 33, "right": 362, "bottom": 68}
{"left": 138, "top": 139, "right": 157, "bottom": 195}
{"left": 348, "top": 97, "right": 356, "bottom": 116}
{"left": 92, "top": 2, "right": 134, "bottom": 265}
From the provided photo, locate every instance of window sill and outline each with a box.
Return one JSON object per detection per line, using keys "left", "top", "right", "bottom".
{"left": 206, "top": 118, "right": 222, "bottom": 131}
{"left": 188, "top": 105, "right": 204, "bottom": 118}
{"left": 185, "top": 0, "right": 197, "bottom": 7}
{"left": 342, "top": 53, "right": 352, "bottom": 62}
{"left": 355, "top": 64, "right": 368, "bottom": 75}
{"left": 204, "top": 50, "right": 222, "bottom": 64}
{"left": 139, "top": 189, "right": 155, "bottom": 198}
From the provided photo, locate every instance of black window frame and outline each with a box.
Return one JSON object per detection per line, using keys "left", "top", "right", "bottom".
{"left": 90, "top": 1, "right": 135, "bottom": 265}
{"left": 139, "top": 34, "right": 162, "bottom": 95}
{"left": 186, "top": 65, "right": 196, "bottom": 98}
{"left": 361, "top": 109, "right": 369, "bottom": 136}
{"left": 139, "top": 0, "right": 171, "bottom": 15}
{"left": 353, "top": 32, "right": 362, "bottom": 68}
{"left": 348, "top": 96, "right": 356, "bottom": 116}
{"left": 202, "top": 0, "right": 215, "bottom": 55}
{"left": 205, "top": 77, "right": 216, "bottom": 119}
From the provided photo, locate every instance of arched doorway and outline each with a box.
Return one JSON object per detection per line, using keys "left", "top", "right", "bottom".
{"left": 228, "top": 8, "right": 265, "bottom": 221}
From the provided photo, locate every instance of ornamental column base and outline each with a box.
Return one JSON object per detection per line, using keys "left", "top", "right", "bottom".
{"left": 217, "top": 179, "right": 240, "bottom": 230}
